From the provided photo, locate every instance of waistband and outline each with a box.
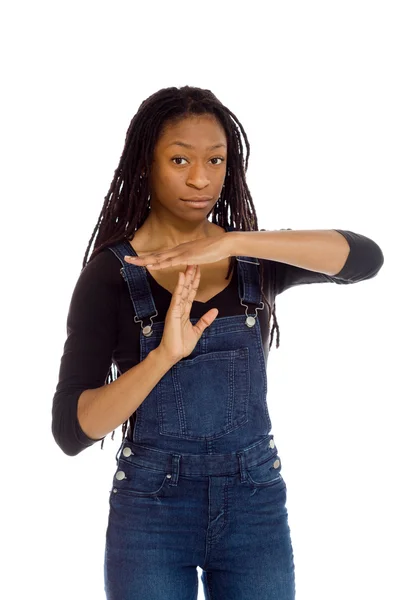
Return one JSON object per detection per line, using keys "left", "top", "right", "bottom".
{"left": 115, "top": 434, "right": 278, "bottom": 478}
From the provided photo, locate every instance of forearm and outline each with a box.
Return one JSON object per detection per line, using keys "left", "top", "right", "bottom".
{"left": 77, "top": 347, "right": 175, "bottom": 441}
{"left": 227, "top": 229, "right": 350, "bottom": 276}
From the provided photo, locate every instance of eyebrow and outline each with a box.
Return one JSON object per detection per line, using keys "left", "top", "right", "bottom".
{"left": 167, "top": 141, "right": 227, "bottom": 151}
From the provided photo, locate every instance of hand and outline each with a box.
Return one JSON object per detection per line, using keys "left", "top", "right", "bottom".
{"left": 158, "top": 264, "right": 218, "bottom": 363}
{"left": 124, "top": 233, "right": 232, "bottom": 270}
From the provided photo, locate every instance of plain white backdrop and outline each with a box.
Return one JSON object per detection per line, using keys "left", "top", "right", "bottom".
{"left": 1, "top": 1, "right": 398, "bottom": 599}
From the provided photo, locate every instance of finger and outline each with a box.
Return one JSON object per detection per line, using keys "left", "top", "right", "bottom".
{"left": 170, "top": 267, "right": 194, "bottom": 311}
{"left": 183, "top": 265, "right": 201, "bottom": 312}
{"left": 125, "top": 246, "right": 172, "bottom": 259}
{"left": 124, "top": 252, "right": 158, "bottom": 263}
{"left": 182, "top": 266, "right": 202, "bottom": 321}
{"left": 150, "top": 253, "right": 188, "bottom": 269}
{"left": 178, "top": 267, "right": 196, "bottom": 319}
{"left": 180, "top": 265, "right": 196, "bottom": 305}
{"left": 170, "top": 271, "right": 185, "bottom": 309}
{"left": 125, "top": 252, "right": 183, "bottom": 269}
{"left": 146, "top": 256, "right": 176, "bottom": 269}
{"left": 192, "top": 308, "right": 219, "bottom": 336}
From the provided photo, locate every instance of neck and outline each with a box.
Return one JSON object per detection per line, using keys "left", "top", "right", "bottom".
{"left": 137, "top": 214, "right": 217, "bottom": 250}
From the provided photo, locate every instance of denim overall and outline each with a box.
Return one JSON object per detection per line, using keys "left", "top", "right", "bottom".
{"left": 103, "top": 226, "right": 295, "bottom": 600}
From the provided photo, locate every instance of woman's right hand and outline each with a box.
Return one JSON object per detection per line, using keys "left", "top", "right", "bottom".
{"left": 158, "top": 264, "right": 218, "bottom": 364}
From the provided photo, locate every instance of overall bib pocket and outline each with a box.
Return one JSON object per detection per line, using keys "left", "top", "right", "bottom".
{"left": 157, "top": 347, "right": 250, "bottom": 440}
{"left": 110, "top": 456, "right": 171, "bottom": 497}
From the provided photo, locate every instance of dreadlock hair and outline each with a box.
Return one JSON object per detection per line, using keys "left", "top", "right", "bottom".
{"left": 81, "top": 85, "right": 281, "bottom": 449}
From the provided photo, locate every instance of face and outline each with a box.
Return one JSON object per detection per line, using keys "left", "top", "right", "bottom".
{"left": 148, "top": 114, "right": 228, "bottom": 221}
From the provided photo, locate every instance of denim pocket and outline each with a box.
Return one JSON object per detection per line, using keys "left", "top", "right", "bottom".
{"left": 111, "top": 457, "right": 170, "bottom": 497}
{"left": 157, "top": 347, "right": 250, "bottom": 440}
{"left": 245, "top": 451, "right": 284, "bottom": 488}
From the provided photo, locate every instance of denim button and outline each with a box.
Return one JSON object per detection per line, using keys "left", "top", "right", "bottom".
{"left": 116, "top": 470, "right": 126, "bottom": 480}
{"left": 269, "top": 439, "right": 275, "bottom": 449}
{"left": 122, "top": 447, "right": 132, "bottom": 457}
{"left": 166, "top": 474, "right": 172, "bottom": 479}
{"left": 273, "top": 459, "right": 280, "bottom": 469}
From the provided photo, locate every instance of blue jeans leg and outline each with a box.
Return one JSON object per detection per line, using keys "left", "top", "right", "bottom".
{"left": 201, "top": 476, "right": 295, "bottom": 600}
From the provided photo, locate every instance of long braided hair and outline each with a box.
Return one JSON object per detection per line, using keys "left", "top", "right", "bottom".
{"left": 82, "top": 86, "right": 281, "bottom": 448}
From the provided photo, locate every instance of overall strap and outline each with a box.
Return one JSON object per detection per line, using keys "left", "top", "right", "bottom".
{"left": 108, "top": 240, "right": 158, "bottom": 336}
{"left": 225, "top": 225, "right": 264, "bottom": 312}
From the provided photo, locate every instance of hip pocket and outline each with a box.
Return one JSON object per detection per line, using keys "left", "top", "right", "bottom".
{"left": 110, "top": 456, "right": 170, "bottom": 498}
{"left": 157, "top": 347, "right": 250, "bottom": 440}
{"left": 246, "top": 450, "right": 284, "bottom": 488}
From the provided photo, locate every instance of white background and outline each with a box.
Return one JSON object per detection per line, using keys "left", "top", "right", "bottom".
{"left": 1, "top": 1, "right": 398, "bottom": 599}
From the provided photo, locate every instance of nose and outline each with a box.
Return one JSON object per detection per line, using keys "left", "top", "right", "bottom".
{"left": 186, "top": 163, "right": 211, "bottom": 189}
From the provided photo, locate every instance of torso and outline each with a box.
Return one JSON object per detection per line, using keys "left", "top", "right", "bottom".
{"left": 129, "top": 224, "right": 233, "bottom": 304}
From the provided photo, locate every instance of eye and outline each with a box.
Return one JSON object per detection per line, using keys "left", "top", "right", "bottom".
{"left": 172, "top": 157, "right": 188, "bottom": 165}
{"left": 171, "top": 157, "right": 226, "bottom": 166}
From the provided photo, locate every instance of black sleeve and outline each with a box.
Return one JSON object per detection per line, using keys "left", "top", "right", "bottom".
{"left": 51, "top": 250, "right": 121, "bottom": 457}
{"left": 263, "top": 229, "right": 384, "bottom": 297}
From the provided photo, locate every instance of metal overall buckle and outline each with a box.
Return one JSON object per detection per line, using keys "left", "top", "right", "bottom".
{"left": 236, "top": 257, "right": 264, "bottom": 327}
{"left": 134, "top": 310, "right": 159, "bottom": 337}
{"left": 240, "top": 299, "right": 265, "bottom": 327}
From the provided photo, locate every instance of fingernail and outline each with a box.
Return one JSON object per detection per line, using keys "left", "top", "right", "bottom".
{"left": 124, "top": 256, "right": 137, "bottom": 261}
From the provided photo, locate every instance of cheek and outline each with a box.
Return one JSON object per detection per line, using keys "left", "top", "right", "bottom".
{"left": 159, "top": 169, "right": 185, "bottom": 189}
{"left": 150, "top": 170, "right": 184, "bottom": 200}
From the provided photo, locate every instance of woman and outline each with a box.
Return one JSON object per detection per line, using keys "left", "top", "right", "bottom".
{"left": 52, "top": 85, "right": 384, "bottom": 600}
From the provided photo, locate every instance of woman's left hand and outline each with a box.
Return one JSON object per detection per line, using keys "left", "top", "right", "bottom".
{"left": 124, "top": 233, "right": 233, "bottom": 269}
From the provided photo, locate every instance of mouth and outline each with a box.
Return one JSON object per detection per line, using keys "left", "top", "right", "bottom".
{"left": 180, "top": 198, "right": 213, "bottom": 208}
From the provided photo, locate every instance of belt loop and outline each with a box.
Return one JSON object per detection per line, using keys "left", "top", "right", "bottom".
{"left": 236, "top": 451, "right": 247, "bottom": 483}
{"left": 169, "top": 454, "right": 181, "bottom": 486}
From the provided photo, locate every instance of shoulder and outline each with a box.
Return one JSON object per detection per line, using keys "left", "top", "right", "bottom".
{"left": 67, "top": 248, "right": 124, "bottom": 328}
{"left": 81, "top": 247, "right": 124, "bottom": 286}
{"left": 69, "top": 248, "right": 124, "bottom": 311}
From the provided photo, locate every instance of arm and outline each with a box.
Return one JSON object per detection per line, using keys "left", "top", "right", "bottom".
{"left": 52, "top": 250, "right": 173, "bottom": 457}
{"left": 227, "top": 229, "right": 352, "bottom": 276}
{"left": 77, "top": 347, "right": 174, "bottom": 442}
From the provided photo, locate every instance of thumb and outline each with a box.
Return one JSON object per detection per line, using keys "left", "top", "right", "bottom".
{"left": 192, "top": 308, "right": 219, "bottom": 337}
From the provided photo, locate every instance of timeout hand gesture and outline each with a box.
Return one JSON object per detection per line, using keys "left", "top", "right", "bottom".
{"left": 159, "top": 264, "right": 218, "bottom": 363}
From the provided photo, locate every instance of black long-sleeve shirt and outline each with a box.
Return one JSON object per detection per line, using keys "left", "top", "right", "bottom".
{"left": 51, "top": 229, "right": 384, "bottom": 456}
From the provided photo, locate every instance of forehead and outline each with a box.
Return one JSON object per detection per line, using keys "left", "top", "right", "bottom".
{"left": 157, "top": 115, "right": 227, "bottom": 150}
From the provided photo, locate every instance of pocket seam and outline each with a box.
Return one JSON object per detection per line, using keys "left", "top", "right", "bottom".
{"left": 112, "top": 474, "right": 169, "bottom": 497}
{"left": 113, "top": 460, "right": 169, "bottom": 496}
{"left": 246, "top": 471, "right": 283, "bottom": 487}
{"left": 176, "top": 348, "right": 247, "bottom": 366}
{"left": 157, "top": 347, "right": 250, "bottom": 440}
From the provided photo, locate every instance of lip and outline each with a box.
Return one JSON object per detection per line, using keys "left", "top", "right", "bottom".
{"left": 181, "top": 196, "right": 213, "bottom": 202}
{"left": 180, "top": 197, "right": 213, "bottom": 209}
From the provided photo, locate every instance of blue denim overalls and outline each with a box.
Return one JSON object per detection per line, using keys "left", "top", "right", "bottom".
{"left": 103, "top": 226, "right": 295, "bottom": 600}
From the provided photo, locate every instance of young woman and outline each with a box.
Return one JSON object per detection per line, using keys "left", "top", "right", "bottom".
{"left": 52, "top": 85, "right": 384, "bottom": 600}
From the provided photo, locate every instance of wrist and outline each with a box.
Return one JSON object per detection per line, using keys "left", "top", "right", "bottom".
{"left": 225, "top": 231, "right": 240, "bottom": 257}
{"left": 150, "top": 345, "right": 179, "bottom": 370}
